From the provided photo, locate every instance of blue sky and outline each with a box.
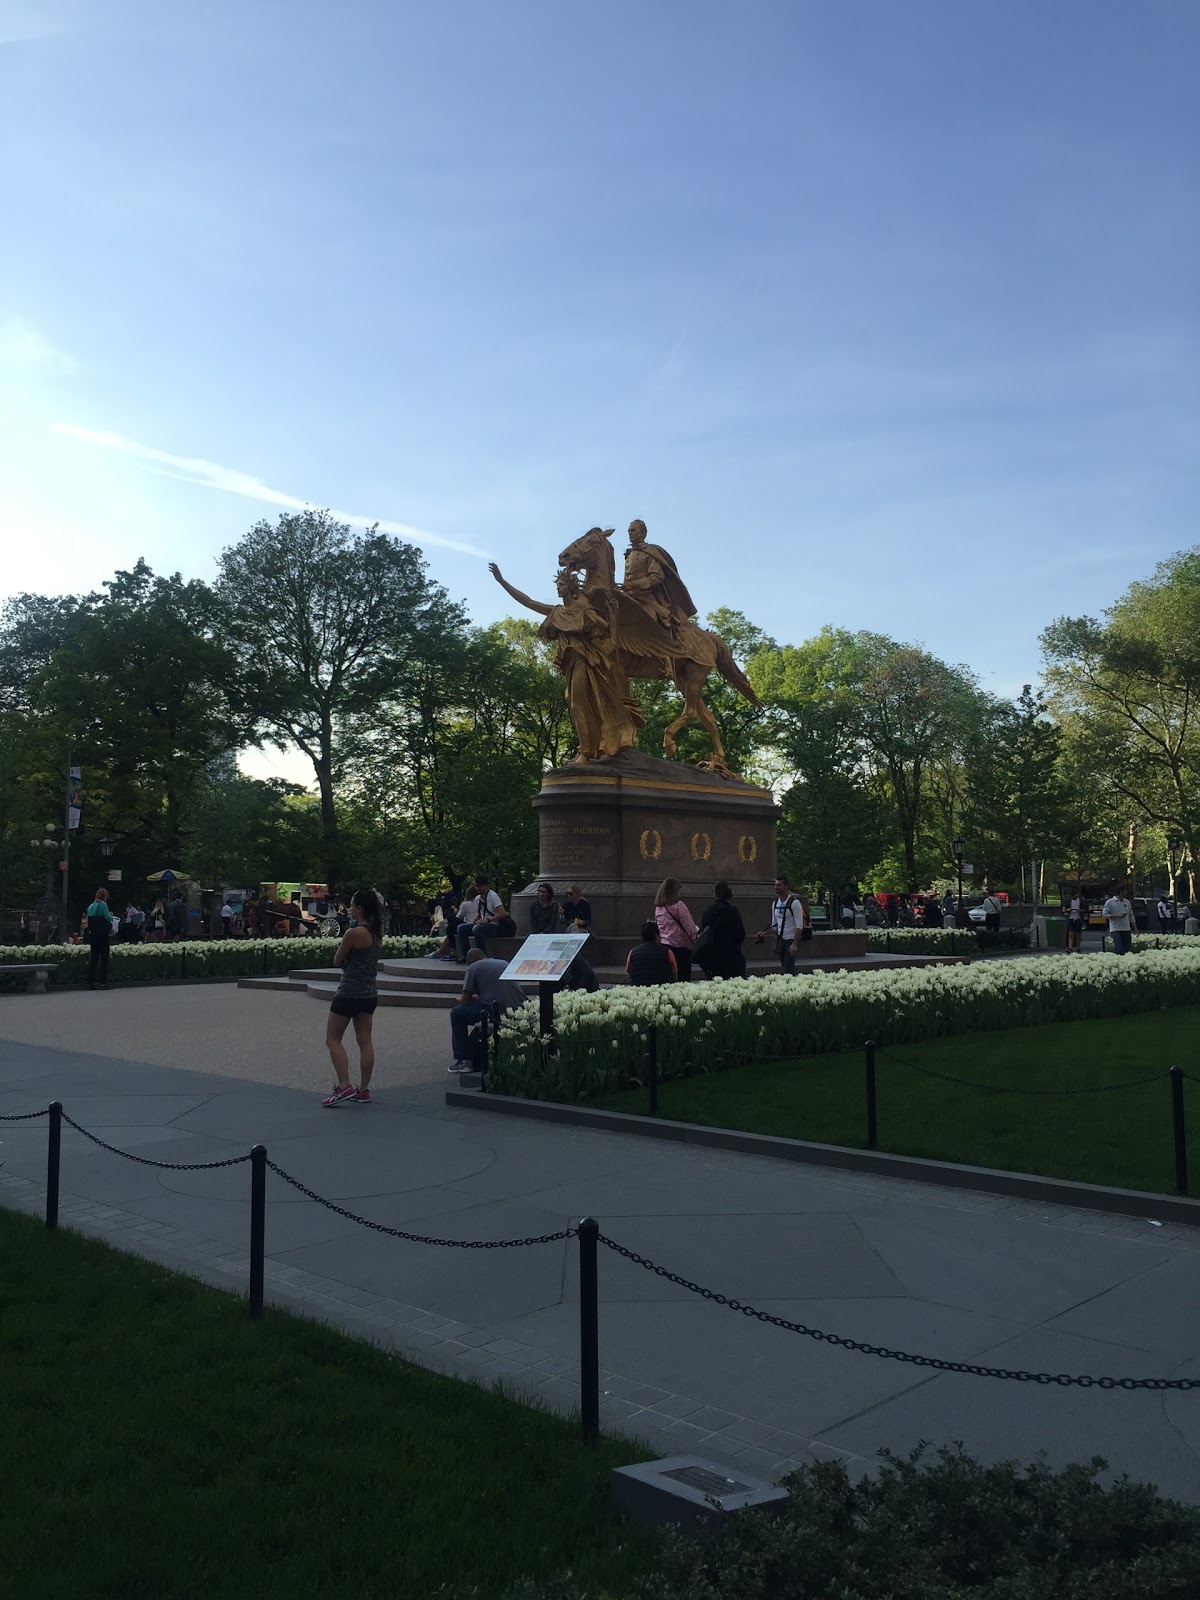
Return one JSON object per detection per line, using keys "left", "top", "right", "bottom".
{"left": 2, "top": 0, "right": 1196, "bottom": 783}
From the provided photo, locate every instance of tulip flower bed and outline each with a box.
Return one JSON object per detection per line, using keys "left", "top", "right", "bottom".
{"left": 487, "top": 946, "right": 1200, "bottom": 1104}
{"left": 1133, "top": 934, "right": 1199, "bottom": 951}
{"left": 0, "top": 936, "right": 438, "bottom": 989}
{"left": 865, "top": 928, "right": 968, "bottom": 954}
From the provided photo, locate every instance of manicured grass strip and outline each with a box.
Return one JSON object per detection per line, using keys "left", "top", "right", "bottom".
{"left": 595, "top": 1007, "right": 1200, "bottom": 1197}
{"left": 0, "top": 1210, "right": 654, "bottom": 1600}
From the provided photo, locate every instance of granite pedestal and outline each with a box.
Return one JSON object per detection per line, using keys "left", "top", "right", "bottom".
{"left": 511, "top": 749, "right": 781, "bottom": 950}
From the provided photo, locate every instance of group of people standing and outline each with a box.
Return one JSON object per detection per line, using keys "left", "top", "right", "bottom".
{"left": 626, "top": 874, "right": 812, "bottom": 986}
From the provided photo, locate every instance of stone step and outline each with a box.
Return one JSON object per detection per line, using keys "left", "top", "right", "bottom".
{"left": 304, "top": 981, "right": 458, "bottom": 1010}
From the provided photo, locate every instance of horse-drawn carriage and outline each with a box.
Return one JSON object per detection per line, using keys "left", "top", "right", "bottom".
{"left": 258, "top": 882, "right": 341, "bottom": 938}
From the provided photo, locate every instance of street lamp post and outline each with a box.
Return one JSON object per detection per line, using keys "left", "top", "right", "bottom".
{"left": 98, "top": 834, "right": 116, "bottom": 862}
{"left": 952, "top": 836, "right": 964, "bottom": 918}
{"left": 30, "top": 825, "right": 59, "bottom": 940}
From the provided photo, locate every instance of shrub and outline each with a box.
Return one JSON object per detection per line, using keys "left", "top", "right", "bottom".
{"left": 0, "top": 936, "right": 438, "bottom": 989}
{"left": 494, "top": 1446, "right": 1200, "bottom": 1599}
{"left": 486, "top": 946, "right": 1200, "bottom": 1102}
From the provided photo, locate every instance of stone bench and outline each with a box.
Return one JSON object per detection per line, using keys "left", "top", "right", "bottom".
{"left": 0, "top": 963, "right": 59, "bottom": 994}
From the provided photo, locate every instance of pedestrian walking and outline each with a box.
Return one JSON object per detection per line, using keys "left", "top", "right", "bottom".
{"left": 1066, "top": 890, "right": 1088, "bottom": 952}
{"left": 755, "top": 874, "right": 807, "bottom": 974}
{"left": 654, "top": 876, "right": 698, "bottom": 981}
{"left": 86, "top": 888, "right": 117, "bottom": 988}
{"left": 220, "top": 897, "right": 234, "bottom": 937}
{"left": 694, "top": 881, "right": 747, "bottom": 979}
{"left": 1102, "top": 888, "right": 1134, "bottom": 955}
{"left": 981, "top": 890, "right": 1003, "bottom": 934}
{"left": 321, "top": 888, "right": 383, "bottom": 1107}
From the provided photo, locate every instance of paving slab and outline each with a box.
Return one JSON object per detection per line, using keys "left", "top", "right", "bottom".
{"left": 1, "top": 1018, "right": 1199, "bottom": 1498}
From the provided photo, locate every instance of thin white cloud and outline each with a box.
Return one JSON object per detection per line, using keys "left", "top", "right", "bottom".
{"left": 0, "top": 317, "right": 77, "bottom": 375}
{"left": 51, "top": 422, "right": 486, "bottom": 557}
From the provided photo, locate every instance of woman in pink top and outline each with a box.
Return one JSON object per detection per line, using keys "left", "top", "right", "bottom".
{"left": 654, "top": 877, "right": 698, "bottom": 982}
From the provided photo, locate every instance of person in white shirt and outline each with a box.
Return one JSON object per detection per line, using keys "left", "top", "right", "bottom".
{"left": 454, "top": 875, "right": 513, "bottom": 962}
{"left": 1157, "top": 896, "right": 1175, "bottom": 933}
{"left": 981, "top": 892, "right": 1003, "bottom": 933}
{"left": 1065, "top": 891, "right": 1087, "bottom": 952}
{"left": 1102, "top": 891, "right": 1134, "bottom": 955}
{"left": 755, "top": 875, "right": 809, "bottom": 974}
{"left": 220, "top": 899, "right": 234, "bottom": 938}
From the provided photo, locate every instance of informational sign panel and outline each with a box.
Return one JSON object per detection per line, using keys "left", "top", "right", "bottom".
{"left": 107, "top": 869, "right": 122, "bottom": 882}
{"left": 499, "top": 931, "right": 589, "bottom": 983}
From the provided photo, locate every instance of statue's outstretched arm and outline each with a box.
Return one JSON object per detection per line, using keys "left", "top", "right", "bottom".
{"left": 489, "top": 562, "right": 553, "bottom": 617}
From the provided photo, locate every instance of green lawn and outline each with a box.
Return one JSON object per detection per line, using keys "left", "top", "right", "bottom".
{"left": 0, "top": 1209, "right": 653, "bottom": 1600}
{"left": 595, "top": 1006, "right": 1200, "bottom": 1197}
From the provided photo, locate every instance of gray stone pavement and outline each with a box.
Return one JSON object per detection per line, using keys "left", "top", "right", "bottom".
{"left": 2, "top": 1003, "right": 1200, "bottom": 1497}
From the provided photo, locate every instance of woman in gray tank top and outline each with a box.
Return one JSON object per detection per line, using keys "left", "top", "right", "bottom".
{"left": 322, "top": 888, "right": 382, "bottom": 1107}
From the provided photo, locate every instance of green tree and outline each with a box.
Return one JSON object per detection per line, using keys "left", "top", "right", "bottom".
{"left": 5, "top": 562, "right": 245, "bottom": 872}
{"left": 1042, "top": 547, "right": 1200, "bottom": 897}
{"left": 342, "top": 619, "right": 569, "bottom": 897}
{"left": 958, "top": 687, "right": 1074, "bottom": 889}
{"left": 216, "top": 510, "right": 465, "bottom": 891}
{"left": 754, "top": 628, "right": 979, "bottom": 890}
{"left": 752, "top": 629, "right": 890, "bottom": 891}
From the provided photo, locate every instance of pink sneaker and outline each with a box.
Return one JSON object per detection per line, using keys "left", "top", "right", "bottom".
{"left": 321, "top": 1083, "right": 357, "bottom": 1108}
{"left": 355, "top": 1088, "right": 371, "bottom": 1103}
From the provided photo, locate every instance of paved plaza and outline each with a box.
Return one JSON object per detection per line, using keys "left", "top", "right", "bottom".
{"left": 2, "top": 981, "right": 1200, "bottom": 1497}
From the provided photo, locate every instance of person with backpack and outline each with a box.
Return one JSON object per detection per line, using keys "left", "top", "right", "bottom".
{"left": 86, "top": 888, "right": 117, "bottom": 988}
{"left": 454, "top": 875, "right": 516, "bottom": 961}
{"left": 755, "top": 875, "right": 809, "bottom": 974}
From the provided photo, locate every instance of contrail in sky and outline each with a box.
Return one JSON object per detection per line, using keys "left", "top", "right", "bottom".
{"left": 51, "top": 422, "right": 485, "bottom": 557}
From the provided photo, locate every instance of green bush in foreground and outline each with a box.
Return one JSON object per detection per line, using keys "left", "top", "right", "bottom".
{"left": 497, "top": 1447, "right": 1200, "bottom": 1600}
{"left": 0, "top": 935, "right": 438, "bottom": 986}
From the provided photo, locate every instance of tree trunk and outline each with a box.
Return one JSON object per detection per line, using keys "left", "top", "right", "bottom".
{"left": 313, "top": 754, "right": 339, "bottom": 896}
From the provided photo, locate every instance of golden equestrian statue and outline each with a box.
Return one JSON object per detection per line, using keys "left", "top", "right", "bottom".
{"left": 489, "top": 522, "right": 758, "bottom": 776}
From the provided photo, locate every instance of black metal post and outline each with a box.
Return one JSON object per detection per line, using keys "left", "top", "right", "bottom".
{"left": 479, "top": 1008, "right": 490, "bottom": 1079}
{"left": 578, "top": 1217, "right": 599, "bottom": 1445}
{"left": 956, "top": 853, "right": 964, "bottom": 918}
{"left": 180, "top": 946, "right": 187, "bottom": 980}
{"left": 249, "top": 1144, "right": 267, "bottom": 1317}
{"left": 1170, "top": 1067, "right": 1188, "bottom": 1197}
{"left": 539, "top": 982, "right": 556, "bottom": 1050}
{"left": 647, "top": 1022, "right": 658, "bottom": 1115}
{"left": 865, "top": 1041, "right": 878, "bottom": 1151}
{"left": 489, "top": 1001, "right": 500, "bottom": 1063}
{"left": 46, "top": 1101, "right": 62, "bottom": 1229}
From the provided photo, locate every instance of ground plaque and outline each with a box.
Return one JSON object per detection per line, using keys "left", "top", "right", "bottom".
{"left": 611, "top": 1454, "right": 788, "bottom": 1533}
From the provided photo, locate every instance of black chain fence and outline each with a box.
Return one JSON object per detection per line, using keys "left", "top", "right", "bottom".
{"left": 8, "top": 1099, "right": 1200, "bottom": 1436}
{"left": 874, "top": 1045, "right": 1167, "bottom": 1097}
{"left": 264, "top": 1157, "right": 577, "bottom": 1249}
{"left": 0, "top": 1107, "right": 51, "bottom": 1121}
{"left": 596, "top": 1232, "right": 1200, "bottom": 1392}
{"left": 60, "top": 1112, "right": 252, "bottom": 1172}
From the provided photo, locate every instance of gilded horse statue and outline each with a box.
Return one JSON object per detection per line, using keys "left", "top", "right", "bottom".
{"left": 489, "top": 525, "right": 758, "bottom": 776}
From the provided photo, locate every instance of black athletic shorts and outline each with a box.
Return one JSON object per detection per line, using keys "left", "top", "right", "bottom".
{"left": 330, "top": 997, "right": 378, "bottom": 1018}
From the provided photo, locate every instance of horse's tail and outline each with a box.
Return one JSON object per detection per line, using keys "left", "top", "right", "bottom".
{"left": 714, "top": 637, "right": 759, "bottom": 705}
